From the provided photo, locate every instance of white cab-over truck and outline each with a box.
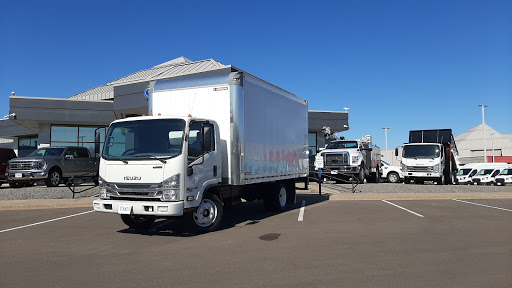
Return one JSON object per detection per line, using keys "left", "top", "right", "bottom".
{"left": 314, "top": 136, "right": 381, "bottom": 183}
{"left": 398, "top": 129, "right": 459, "bottom": 185}
{"left": 93, "top": 72, "right": 308, "bottom": 232}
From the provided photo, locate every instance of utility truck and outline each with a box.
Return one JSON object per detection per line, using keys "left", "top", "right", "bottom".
{"left": 314, "top": 136, "right": 381, "bottom": 183}
{"left": 93, "top": 72, "right": 308, "bottom": 232}
{"left": 397, "top": 129, "right": 459, "bottom": 185}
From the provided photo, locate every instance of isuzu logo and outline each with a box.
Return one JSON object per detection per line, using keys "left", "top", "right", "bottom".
{"left": 124, "top": 176, "right": 141, "bottom": 181}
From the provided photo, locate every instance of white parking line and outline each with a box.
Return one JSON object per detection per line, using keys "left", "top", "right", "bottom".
{"left": 382, "top": 200, "right": 424, "bottom": 217}
{"left": 452, "top": 199, "right": 512, "bottom": 212}
{"left": 298, "top": 200, "right": 306, "bottom": 221}
{"left": 0, "top": 210, "right": 95, "bottom": 233}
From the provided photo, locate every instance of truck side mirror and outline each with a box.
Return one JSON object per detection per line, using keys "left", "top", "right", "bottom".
{"left": 95, "top": 132, "right": 101, "bottom": 155}
{"left": 187, "top": 166, "right": 194, "bottom": 176}
{"left": 395, "top": 148, "right": 398, "bottom": 157}
{"left": 65, "top": 155, "right": 74, "bottom": 160}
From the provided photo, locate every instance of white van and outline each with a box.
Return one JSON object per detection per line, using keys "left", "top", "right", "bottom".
{"left": 495, "top": 165, "right": 512, "bottom": 186}
{"left": 456, "top": 163, "right": 483, "bottom": 185}
{"left": 471, "top": 163, "right": 510, "bottom": 185}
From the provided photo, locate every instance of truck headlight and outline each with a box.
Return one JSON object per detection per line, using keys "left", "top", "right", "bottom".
{"left": 401, "top": 163, "right": 407, "bottom": 172}
{"left": 433, "top": 165, "right": 439, "bottom": 173}
{"left": 98, "top": 176, "right": 108, "bottom": 199}
{"left": 162, "top": 174, "right": 180, "bottom": 202}
{"left": 351, "top": 156, "right": 359, "bottom": 164}
{"left": 33, "top": 161, "right": 46, "bottom": 170}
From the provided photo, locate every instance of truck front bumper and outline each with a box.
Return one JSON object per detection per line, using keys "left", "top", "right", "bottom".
{"left": 6, "top": 171, "right": 48, "bottom": 182}
{"left": 93, "top": 199, "right": 184, "bottom": 217}
{"left": 321, "top": 166, "right": 359, "bottom": 174}
{"left": 404, "top": 172, "right": 441, "bottom": 179}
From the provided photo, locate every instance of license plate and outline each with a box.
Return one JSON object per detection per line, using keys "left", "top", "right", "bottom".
{"left": 15, "top": 173, "right": 22, "bottom": 178}
{"left": 331, "top": 170, "right": 338, "bottom": 174}
{"left": 118, "top": 205, "right": 132, "bottom": 214}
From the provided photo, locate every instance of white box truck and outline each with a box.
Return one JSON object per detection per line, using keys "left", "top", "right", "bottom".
{"left": 398, "top": 129, "right": 460, "bottom": 185}
{"left": 93, "top": 72, "right": 309, "bottom": 232}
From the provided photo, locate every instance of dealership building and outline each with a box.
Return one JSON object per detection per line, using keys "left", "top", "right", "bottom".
{"left": 0, "top": 57, "right": 348, "bottom": 160}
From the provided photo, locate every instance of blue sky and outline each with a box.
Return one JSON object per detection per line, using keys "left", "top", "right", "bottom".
{"left": 1, "top": 0, "right": 511, "bottom": 150}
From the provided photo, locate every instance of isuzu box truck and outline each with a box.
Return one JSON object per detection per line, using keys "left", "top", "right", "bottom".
{"left": 93, "top": 72, "right": 308, "bottom": 232}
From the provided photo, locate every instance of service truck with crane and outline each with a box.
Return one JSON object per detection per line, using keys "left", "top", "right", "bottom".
{"left": 93, "top": 71, "right": 308, "bottom": 232}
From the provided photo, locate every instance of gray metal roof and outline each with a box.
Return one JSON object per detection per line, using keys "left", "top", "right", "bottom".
{"left": 107, "top": 59, "right": 228, "bottom": 86}
{"left": 67, "top": 58, "right": 228, "bottom": 101}
{"left": 67, "top": 85, "right": 114, "bottom": 101}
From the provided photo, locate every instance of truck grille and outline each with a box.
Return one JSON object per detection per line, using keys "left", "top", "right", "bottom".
{"left": 9, "top": 161, "right": 33, "bottom": 170}
{"left": 325, "top": 153, "right": 349, "bottom": 167}
{"left": 409, "top": 166, "right": 433, "bottom": 172}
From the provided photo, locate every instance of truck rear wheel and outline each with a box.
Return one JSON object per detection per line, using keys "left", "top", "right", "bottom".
{"left": 264, "top": 182, "right": 288, "bottom": 211}
{"left": 189, "top": 191, "right": 223, "bottom": 233}
{"left": 120, "top": 214, "right": 156, "bottom": 230}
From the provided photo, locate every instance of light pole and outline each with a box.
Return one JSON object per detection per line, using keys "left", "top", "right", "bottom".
{"left": 477, "top": 105, "right": 488, "bottom": 163}
{"left": 382, "top": 128, "right": 390, "bottom": 150}
{"left": 490, "top": 132, "right": 495, "bottom": 163}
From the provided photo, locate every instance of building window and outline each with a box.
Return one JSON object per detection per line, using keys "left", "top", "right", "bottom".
{"left": 18, "top": 135, "right": 38, "bottom": 157}
{"left": 308, "top": 133, "right": 317, "bottom": 156}
{"left": 51, "top": 125, "right": 106, "bottom": 154}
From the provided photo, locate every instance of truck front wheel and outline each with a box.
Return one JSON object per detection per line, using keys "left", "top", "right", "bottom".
{"left": 190, "top": 192, "right": 223, "bottom": 233}
{"left": 121, "top": 214, "right": 156, "bottom": 230}
{"left": 356, "top": 165, "right": 365, "bottom": 183}
{"left": 387, "top": 172, "right": 400, "bottom": 183}
{"left": 45, "top": 168, "right": 62, "bottom": 187}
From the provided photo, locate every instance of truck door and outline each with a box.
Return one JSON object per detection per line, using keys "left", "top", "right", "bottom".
{"left": 185, "top": 122, "right": 220, "bottom": 203}
{"left": 62, "top": 148, "right": 80, "bottom": 177}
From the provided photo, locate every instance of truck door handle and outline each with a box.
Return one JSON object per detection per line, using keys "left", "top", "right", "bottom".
{"left": 213, "top": 165, "right": 217, "bottom": 177}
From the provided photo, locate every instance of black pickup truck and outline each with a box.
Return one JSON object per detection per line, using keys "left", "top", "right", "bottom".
{"left": 6, "top": 146, "right": 98, "bottom": 188}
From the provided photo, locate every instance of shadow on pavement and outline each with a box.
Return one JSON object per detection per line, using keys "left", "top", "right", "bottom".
{"left": 118, "top": 192, "right": 331, "bottom": 237}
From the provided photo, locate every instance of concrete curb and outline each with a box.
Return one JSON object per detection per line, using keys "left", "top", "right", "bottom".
{"left": 1, "top": 186, "right": 512, "bottom": 211}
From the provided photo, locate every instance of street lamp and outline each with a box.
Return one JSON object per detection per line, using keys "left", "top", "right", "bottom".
{"left": 382, "top": 128, "right": 390, "bottom": 150}
{"left": 477, "top": 105, "right": 488, "bottom": 163}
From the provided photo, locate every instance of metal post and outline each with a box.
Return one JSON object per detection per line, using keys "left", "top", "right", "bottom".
{"left": 318, "top": 168, "right": 322, "bottom": 195}
{"left": 478, "top": 105, "right": 488, "bottom": 163}
{"left": 382, "top": 128, "right": 389, "bottom": 151}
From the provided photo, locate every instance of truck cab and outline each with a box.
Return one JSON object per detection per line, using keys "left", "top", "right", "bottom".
{"left": 94, "top": 116, "right": 222, "bottom": 221}
{"left": 314, "top": 136, "right": 380, "bottom": 183}
{"left": 495, "top": 166, "right": 512, "bottom": 186}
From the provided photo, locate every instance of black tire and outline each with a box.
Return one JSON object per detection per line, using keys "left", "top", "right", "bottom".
{"left": 120, "top": 214, "right": 156, "bottom": 230}
{"left": 356, "top": 165, "right": 365, "bottom": 183}
{"left": 93, "top": 178, "right": 99, "bottom": 186}
{"left": 8, "top": 181, "right": 24, "bottom": 188}
{"left": 45, "top": 168, "right": 62, "bottom": 187}
{"left": 264, "top": 182, "right": 288, "bottom": 211}
{"left": 387, "top": 172, "right": 400, "bottom": 183}
{"left": 189, "top": 191, "right": 224, "bottom": 233}
{"left": 416, "top": 180, "right": 424, "bottom": 185}
{"left": 404, "top": 177, "right": 411, "bottom": 184}
{"left": 436, "top": 174, "right": 445, "bottom": 185}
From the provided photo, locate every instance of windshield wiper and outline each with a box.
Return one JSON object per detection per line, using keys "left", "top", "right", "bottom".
{"left": 133, "top": 154, "right": 167, "bottom": 164}
{"left": 103, "top": 154, "right": 128, "bottom": 164}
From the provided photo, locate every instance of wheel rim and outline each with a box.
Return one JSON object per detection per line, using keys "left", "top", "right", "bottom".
{"left": 51, "top": 172, "right": 60, "bottom": 185}
{"left": 278, "top": 187, "right": 287, "bottom": 207}
{"left": 193, "top": 199, "right": 217, "bottom": 227}
{"left": 389, "top": 173, "right": 397, "bottom": 183}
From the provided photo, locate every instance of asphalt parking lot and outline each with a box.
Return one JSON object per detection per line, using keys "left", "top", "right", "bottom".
{"left": 1, "top": 187, "right": 512, "bottom": 288}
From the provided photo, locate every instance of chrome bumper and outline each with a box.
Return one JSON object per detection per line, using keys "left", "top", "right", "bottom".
{"left": 93, "top": 199, "right": 184, "bottom": 216}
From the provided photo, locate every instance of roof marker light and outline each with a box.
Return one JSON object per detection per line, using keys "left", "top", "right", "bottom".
{"left": 188, "top": 114, "right": 192, "bottom": 117}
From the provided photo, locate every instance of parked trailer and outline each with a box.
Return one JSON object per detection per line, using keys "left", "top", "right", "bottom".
{"left": 398, "top": 129, "right": 459, "bottom": 185}
{"left": 93, "top": 71, "right": 308, "bottom": 232}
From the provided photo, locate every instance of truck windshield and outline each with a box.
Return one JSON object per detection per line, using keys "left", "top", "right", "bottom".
{"left": 326, "top": 141, "right": 358, "bottom": 149}
{"left": 403, "top": 145, "right": 440, "bottom": 159}
{"left": 28, "top": 147, "right": 65, "bottom": 157}
{"left": 102, "top": 119, "right": 185, "bottom": 161}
